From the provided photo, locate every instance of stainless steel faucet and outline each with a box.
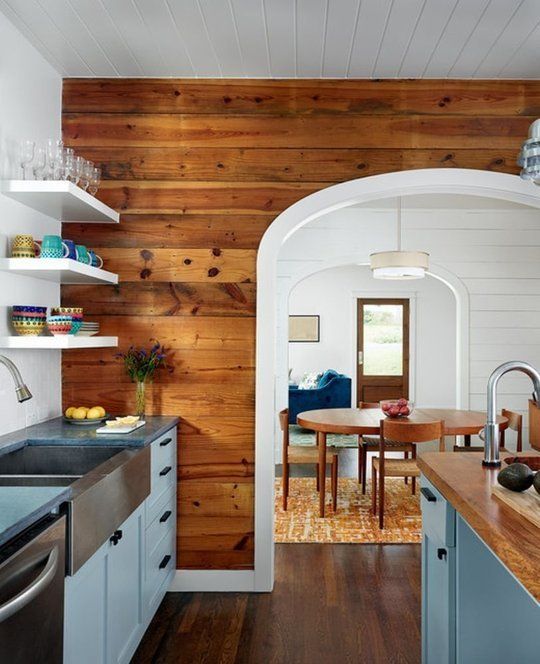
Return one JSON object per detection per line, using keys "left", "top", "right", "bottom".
{"left": 0, "top": 355, "right": 32, "bottom": 402}
{"left": 484, "top": 360, "right": 540, "bottom": 467}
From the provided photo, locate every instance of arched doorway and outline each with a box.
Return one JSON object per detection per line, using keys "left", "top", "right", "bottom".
{"left": 254, "top": 169, "right": 540, "bottom": 592}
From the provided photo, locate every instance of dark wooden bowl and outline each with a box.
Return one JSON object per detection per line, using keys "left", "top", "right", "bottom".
{"left": 504, "top": 455, "right": 540, "bottom": 471}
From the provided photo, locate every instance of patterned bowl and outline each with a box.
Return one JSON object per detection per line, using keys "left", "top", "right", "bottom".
{"left": 12, "top": 319, "right": 46, "bottom": 336}
{"left": 51, "top": 307, "right": 83, "bottom": 318}
{"left": 12, "top": 306, "right": 47, "bottom": 318}
{"left": 47, "top": 316, "right": 73, "bottom": 336}
{"left": 381, "top": 399, "right": 414, "bottom": 419}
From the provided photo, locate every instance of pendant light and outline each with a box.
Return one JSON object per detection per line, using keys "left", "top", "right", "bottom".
{"left": 369, "top": 197, "right": 429, "bottom": 280}
{"left": 518, "top": 118, "right": 540, "bottom": 184}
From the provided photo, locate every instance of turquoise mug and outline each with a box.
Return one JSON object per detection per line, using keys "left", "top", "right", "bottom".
{"left": 88, "top": 250, "right": 104, "bottom": 269}
{"left": 76, "top": 245, "right": 91, "bottom": 265}
{"left": 41, "top": 235, "right": 68, "bottom": 259}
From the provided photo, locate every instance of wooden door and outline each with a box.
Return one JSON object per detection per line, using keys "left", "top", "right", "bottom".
{"left": 357, "top": 298, "right": 410, "bottom": 405}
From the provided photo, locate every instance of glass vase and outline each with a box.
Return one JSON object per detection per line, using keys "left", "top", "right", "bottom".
{"left": 135, "top": 380, "right": 146, "bottom": 418}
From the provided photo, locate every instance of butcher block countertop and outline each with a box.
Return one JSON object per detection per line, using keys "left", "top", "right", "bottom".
{"left": 418, "top": 451, "right": 540, "bottom": 603}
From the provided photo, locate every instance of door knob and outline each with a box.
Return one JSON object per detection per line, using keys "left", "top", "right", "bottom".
{"left": 437, "top": 548, "right": 447, "bottom": 561}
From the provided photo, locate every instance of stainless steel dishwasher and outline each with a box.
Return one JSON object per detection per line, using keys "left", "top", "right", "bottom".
{"left": 0, "top": 514, "right": 66, "bottom": 663}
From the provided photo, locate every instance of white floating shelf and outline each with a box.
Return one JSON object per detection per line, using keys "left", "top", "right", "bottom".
{"left": 0, "top": 258, "right": 118, "bottom": 285}
{"left": 0, "top": 180, "right": 119, "bottom": 223}
{"left": 0, "top": 336, "right": 118, "bottom": 349}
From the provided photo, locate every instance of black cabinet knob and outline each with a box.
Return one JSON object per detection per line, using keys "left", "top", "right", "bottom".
{"left": 420, "top": 487, "right": 437, "bottom": 502}
{"left": 159, "top": 466, "right": 172, "bottom": 476}
{"left": 160, "top": 510, "right": 172, "bottom": 523}
{"left": 437, "top": 548, "right": 447, "bottom": 561}
{"left": 109, "top": 529, "right": 123, "bottom": 546}
{"left": 159, "top": 437, "right": 172, "bottom": 447}
{"left": 159, "top": 555, "right": 171, "bottom": 570}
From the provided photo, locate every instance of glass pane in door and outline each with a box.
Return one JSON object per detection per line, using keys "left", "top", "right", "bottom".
{"left": 362, "top": 304, "right": 403, "bottom": 376}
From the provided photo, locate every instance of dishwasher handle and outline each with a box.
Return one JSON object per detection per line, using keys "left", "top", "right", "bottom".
{"left": 0, "top": 546, "right": 58, "bottom": 623}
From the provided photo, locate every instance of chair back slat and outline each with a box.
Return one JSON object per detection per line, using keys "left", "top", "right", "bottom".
{"left": 501, "top": 408, "right": 523, "bottom": 452}
{"left": 359, "top": 401, "right": 380, "bottom": 409}
{"left": 381, "top": 419, "right": 444, "bottom": 445}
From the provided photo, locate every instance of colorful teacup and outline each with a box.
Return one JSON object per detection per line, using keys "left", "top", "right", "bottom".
{"left": 76, "top": 245, "right": 91, "bottom": 265}
{"left": 88, "top": 250, "right": 104, "bottom": 268}
{"left": 41, "top": 235, "right": 69, "bottom": 259}
{"left": 63, "top": 239, "right": 78, "bottom": 260}
{"left": 11, "top": 234, "right": 40, "bottom": 259}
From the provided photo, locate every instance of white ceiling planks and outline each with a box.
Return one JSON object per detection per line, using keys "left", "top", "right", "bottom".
{"left": 0, "top": 0, "right": 538, "bottom": 78}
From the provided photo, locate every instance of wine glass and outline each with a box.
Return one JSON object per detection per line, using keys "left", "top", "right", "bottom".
{"left": 46, "top": 139, "right": 63, "bottom": 180}
{"left": 79, "top": 160, "right": 94, "bottom": 191}
{"left": 19, "top": 140, "right": 35, "bottom": 180}
{"left": 72, "top": 156, "right": 84, "bottom": 185}
{"left": 32, "top": 147, "right": 47, "bottom": 180}
{"left": 88, "top": 167, "right": 101, "bottom": 196}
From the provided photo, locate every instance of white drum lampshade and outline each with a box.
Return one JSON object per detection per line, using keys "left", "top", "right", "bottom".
{"left": 370, "top": 250, "right": 429, "bottom": 279}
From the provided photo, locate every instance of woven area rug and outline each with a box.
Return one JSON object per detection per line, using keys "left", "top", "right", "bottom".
{"left": 290, "top": 425, "right": 358, "bottom": 448}
{"left": 275, "top": 477, "right": 421, "bottom": 544}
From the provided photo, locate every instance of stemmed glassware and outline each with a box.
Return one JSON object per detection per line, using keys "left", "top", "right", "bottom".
{"left": 46, "top": 139, "right": 63, "bottom": 180}
{"left": 88, "top": 167, "right": 101, "bottom": 196}
{"left": 32, "top": 148, "right": 47, "bottom": 180}
{"left": 79, "top": 160, "right": 94, "bottom": 191}
{"left": 19, "top": 140, "right": 35, "bottom": 180}
{"left": 17, "top": 138, "right": 100, "bottom": 194}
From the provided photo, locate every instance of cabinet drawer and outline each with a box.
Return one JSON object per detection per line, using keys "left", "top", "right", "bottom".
{"left": 148, "top": 429, "right": 177, "bottom": 510}
{"left": 420, "top": 475, "right": 455, "bottom": 547}
{"left": 146, "top": 488, "right": 176, "bottom": 555}
{"left": 151, "top": 430, "right": 176, "bottom": 476}
{"left": 146, "top": 527, "right": 175, "bottom": 606}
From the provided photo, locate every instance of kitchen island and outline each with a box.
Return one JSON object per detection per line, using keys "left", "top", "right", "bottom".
{"left": 419, "top": 451, "right": 540, "bottom": 664}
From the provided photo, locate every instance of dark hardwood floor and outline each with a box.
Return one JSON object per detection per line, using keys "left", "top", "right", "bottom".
{"left": 133, "top": 543, "right": 421, "bottom": 664}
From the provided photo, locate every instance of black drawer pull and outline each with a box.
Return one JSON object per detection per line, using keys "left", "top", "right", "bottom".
{"left": 109, "top": 529, "right": 123, "bottom": 546}
{"left": 159, "top": 555, "right": 171, "bottom": 570}
{"left": 160, "top": 510, "right": 172, "bottom": 523}
{"left": 420, "top": 487, "right": 437, "bottom": 503}
{"left": 160, "top": 437, "right": 173, "bottom": 447}
{"left": 437, "top": 548, "right": 447, "bottom": 561}
{"left": 159, "top": 465, "right": 172, "bottom": 477}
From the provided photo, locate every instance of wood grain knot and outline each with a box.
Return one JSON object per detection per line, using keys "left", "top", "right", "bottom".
{"left": 208, "top": 267, "right": 220, "bottom": 277}
{"left": 183, "top": 258, "right": 192, "bottom": 265}
{"left": 212, "top": 248, "right": 222, "bottom": 256}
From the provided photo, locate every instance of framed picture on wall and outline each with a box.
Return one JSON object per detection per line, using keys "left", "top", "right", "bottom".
{"left": 289, "top": 315, "right": 320, "bottom": 343}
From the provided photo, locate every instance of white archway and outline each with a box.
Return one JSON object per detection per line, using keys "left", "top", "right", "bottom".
{"left": 254, "top": 169, "right": 540, "bottom": 592}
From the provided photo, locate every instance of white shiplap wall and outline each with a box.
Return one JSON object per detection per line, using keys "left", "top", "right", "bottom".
{"left": 277, "top": 196, "right": 540, "bottom": 450}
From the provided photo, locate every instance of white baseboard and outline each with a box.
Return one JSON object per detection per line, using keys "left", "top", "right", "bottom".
{"left": 169, "top": 570, "right": 256, "bottom": 592}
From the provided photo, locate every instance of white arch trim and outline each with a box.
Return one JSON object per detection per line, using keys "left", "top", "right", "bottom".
{"left": 252, "top": 169, "right": 540, "bottom": 593}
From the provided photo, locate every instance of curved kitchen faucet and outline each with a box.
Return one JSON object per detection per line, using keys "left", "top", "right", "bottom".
{"left": 484, "top": 360, "right": 540, "bottom": 467}
{"left": 0, "top": 355, "right": 32, "bottom": 402}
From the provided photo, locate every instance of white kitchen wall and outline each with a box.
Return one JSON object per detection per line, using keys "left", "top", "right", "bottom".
{"left": 276, "top": 195, "right": 540, "bottom": 451}
{"left": 288, "top": 264, "right": 456, "bottom": 408}
{"left": 0, "top": 13, "right": 62, "bottom": 433}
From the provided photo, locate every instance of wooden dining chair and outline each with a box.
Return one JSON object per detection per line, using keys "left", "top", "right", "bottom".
{"left": 453, "top": 408, "right": 521, "bottom": 453}
{"left": 279, "top": 409, "right": 339, "bottom": 512}
{"left": 372, "top": 419, "right": 445, "bottom": 529}
{"left": 357, "top": 401, "right": 414, "bottom": 495}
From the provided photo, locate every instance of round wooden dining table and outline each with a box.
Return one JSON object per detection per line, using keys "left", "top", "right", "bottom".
{"left": 296, "top": 407, "right": 508, "bottom": 517}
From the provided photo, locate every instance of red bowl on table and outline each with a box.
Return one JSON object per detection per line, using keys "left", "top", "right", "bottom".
{"left": 381, "top": 399, "right": 414, "bottom": 418}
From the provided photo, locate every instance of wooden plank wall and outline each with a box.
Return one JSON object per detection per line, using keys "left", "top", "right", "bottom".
{"left": 61, "top": 79, "right": 540, "bottom": 570}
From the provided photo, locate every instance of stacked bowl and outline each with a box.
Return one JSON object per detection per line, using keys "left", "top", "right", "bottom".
{"left": 11, "top": 306, "right": 47, "bottom": 336}
{"left": 48, "top": 307, "right": 84, "bottom": 336}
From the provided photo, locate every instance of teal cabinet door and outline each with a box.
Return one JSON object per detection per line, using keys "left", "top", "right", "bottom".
{"left": 422, "top": 531, "right": 456, "bottom": 664}
{"left": 106, "top": 505, "right": 144, "bottom": 664}
{"left": 421, "top": 476, "right": 456, "bottom": 664}
{"left": 456, "top": 515, "right": 540, "bottom": 663}
{"left": 64, "top": 543, "right": 107, "bottom": 664}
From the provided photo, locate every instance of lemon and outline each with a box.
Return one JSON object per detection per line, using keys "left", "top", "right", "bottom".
{"left": 87, "top": 407, "right": 102, "bottom": 420}
{"left": 77, "top": 406, "right": 89, "bottom": 412}
{"left": 93, "top": 406, "right": 106, "bottom": 418}
{"left": 65, "top": 406, "right": 76, "bottom": 418}
{"left": 72, "top": 407, "right": 88, "bottom": 420}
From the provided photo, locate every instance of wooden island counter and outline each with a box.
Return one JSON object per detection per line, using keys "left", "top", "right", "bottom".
{"left": 418, "top": 451, "right": 540, "bottom": 664}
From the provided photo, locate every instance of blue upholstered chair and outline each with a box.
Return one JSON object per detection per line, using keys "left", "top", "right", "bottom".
{"left": 288, "top": 370, "right": 352, "bottom": 424}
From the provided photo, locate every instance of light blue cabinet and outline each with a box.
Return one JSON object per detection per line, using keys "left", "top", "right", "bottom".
{"left": 421, "top": 474, "right": 540, "bottom": 664}
{"left": 64, "top": 426, "right": 177, "bottom": 664}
